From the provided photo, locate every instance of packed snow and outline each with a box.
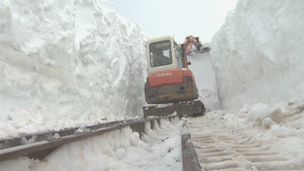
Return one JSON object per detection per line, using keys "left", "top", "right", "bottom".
{"left": 187, "top": 100, "right": 304, "bottom": 170}
{"left": 1, "top": 0, "right": 304, "bottom": 170}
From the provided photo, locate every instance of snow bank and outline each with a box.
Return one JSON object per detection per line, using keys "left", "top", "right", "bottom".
{"left": 0, "top": 0, "right": 147, "bottom": 138}
{"left": 211, "top": 0, "right": 304, "bottom": 111}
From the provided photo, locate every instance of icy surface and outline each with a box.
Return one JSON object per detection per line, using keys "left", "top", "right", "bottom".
{"left": 211, "top": 0, "right": 304, "bottom": 111}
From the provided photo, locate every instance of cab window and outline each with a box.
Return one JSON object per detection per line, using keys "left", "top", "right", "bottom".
{"left": 149, "top": 41, "right": 172, "bottom": 67}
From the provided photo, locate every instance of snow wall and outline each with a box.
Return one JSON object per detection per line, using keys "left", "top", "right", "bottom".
{"left": 211, "top": 0, "right": 304, "bottom": 111}
{"left": 0, "top": 0, "right": 147, "bottom": 131}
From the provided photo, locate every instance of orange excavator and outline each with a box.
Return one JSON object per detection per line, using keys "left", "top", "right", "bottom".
{"left": 143, "top": 35, "right": 205, "bottom": 118}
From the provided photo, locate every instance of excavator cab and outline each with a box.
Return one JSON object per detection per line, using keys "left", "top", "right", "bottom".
{"left": 146, "top": 36, "right": 191, "bottom": 74}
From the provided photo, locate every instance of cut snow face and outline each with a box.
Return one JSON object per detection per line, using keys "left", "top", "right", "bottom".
{"left": 211, "top": 0, "right": 304, "bottom": 111}
{"left": 0, "top": 0, "right": 148, "bottom": 138}
{"left": 188, "top": 52, "right": 220, "bottom": 111}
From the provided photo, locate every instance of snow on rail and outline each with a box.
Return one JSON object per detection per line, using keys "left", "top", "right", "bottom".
{"left": 0, "top": 116, "right": 180, "bottom": 162}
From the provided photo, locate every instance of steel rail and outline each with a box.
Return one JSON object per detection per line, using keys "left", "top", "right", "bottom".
{"left": 0, "top": 115, "right": 180, "bottom": 162}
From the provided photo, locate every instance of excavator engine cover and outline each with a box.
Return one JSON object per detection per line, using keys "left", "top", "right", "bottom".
{"left": 145, "top": 69, "right": 198, "bottom": 104}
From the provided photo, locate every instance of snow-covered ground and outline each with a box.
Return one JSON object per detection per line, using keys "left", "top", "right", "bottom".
{"left": 187, "top": 98, "right": 304, "bottom": 170}
{"left": 1, "top": 0, "right": 304, "bottom": 170}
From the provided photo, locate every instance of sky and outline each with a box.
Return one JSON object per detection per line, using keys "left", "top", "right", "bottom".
{"left": 109, "top": 0, "right": 238, "bottom": 43}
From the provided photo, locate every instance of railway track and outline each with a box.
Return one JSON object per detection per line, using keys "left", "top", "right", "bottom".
{"left": 0, "top": 116, "right": 181, "bottom": 162}
{"left": 0, "top": 114, "right": 205, "bottom": 171}
{"left": 187, "top": 115, "right": 302, "bottom": 171}
{"left": 7, "top": 111, "right": 300, "bottom": 171}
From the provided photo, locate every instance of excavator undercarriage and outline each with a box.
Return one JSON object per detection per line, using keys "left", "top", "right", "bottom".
{"left": 143, "top": 100, "right": 205, "bottom": 118}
